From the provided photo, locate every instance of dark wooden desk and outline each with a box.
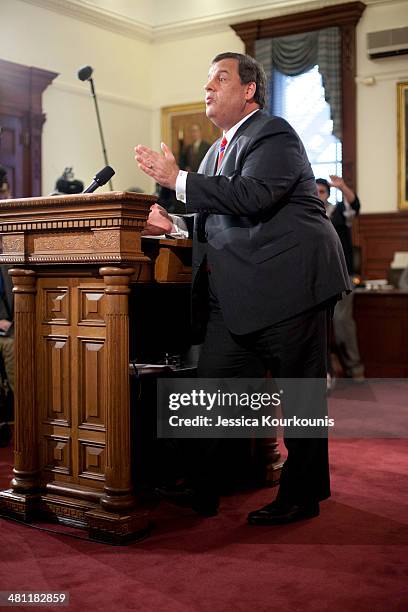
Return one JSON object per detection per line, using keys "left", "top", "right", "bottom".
{"left": 354, "top": 289, "right": 408, "bottom": 377}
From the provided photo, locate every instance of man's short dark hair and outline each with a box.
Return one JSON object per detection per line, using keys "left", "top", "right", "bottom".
{"left": 316, "top": 178, "right": 330, "bottom": 195}
{"left": 212, "top": 52, "right": 267, "bottom": 109}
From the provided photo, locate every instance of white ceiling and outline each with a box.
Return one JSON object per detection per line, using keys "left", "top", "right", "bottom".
{"left": 20, "top": 0, "right": 396, "bottom": 42}
{"left": 84, "top": 0, "right": 298, "bottom": 27}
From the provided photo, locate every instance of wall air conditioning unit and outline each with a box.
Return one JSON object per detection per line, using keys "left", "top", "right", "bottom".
{"left": 367, "top": 27, "right": 408, "bottom": 59}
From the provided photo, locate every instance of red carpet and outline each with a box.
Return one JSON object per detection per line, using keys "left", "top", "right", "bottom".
{"left": 1, "top": 394, "right": 407, "bottom": 611}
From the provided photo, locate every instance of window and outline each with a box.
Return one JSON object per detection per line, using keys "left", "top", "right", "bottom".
{"left": 233, "top": 2, "right": 365, "bottom": 192}
{"left": 271, "top": 65, "right": 342, "bottom": 203}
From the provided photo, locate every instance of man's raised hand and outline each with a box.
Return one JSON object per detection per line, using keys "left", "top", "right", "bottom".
{"left": 135, "top": 142, "right": 179, "bottom": 190}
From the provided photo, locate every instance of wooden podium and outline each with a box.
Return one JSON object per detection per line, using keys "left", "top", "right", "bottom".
{"left": 0, "top": 191, "right": 281, "bottom": 542}
{"left": 0, "top": 191, "right": 194, "bottom": 543}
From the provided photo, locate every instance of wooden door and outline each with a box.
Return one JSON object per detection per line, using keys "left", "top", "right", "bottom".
{"left": 0, "top": 113, "right": 25, "bottom": 198}
{"left": 0, "top": 58, "right": 57, "bottom": 197}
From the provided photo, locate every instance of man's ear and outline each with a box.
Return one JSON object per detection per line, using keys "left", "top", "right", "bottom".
{"left": 245, "top": 81, "right": 257, "bottom": 102}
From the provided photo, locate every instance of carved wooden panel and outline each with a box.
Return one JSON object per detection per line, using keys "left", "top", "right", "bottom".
{"left": 43, "top": 288, "right": 69, "bottom": 324}
{"left": 32, "top": 232, "right": 93, "bottom": 255}
{"left": 78, "top": 338, "right": 106, "bottom": 429}
{"left": 78, "top": 440, "right": 106, "bottom": 481}
{"left": 37, "top": 275, "right": 108, "bottom": 493}
{"left": 43, "top": 336, "right": 71, "bottom": 425}
{"left": 43, "top": 435, "right": 71, "bottom": 475}
{"left": 78, "top": 289, "right": 105, "bottom": 325}
{"left": 1, "top": 234, "right": 26, "bottom": 257}
{"left": 93, "top": 229, "right": 121, "bottom": 252}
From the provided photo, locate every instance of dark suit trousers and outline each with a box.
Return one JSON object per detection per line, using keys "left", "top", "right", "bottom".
{"left": 190, "top": 287, "right": 333, "bottom": 506}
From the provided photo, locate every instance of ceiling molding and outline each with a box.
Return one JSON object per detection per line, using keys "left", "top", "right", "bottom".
{"left": 153, "top": 0, "right": 352, "bottom": 41}
{"left": 19, "top": 0, "right": 399, "bottom": 44}
{"left": 20, "top": 0, "right": 153, "bottom": 41}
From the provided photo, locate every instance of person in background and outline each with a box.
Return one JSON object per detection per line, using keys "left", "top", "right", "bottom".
{"left": 179, "top": 124, "right": 211, "bottom": 173}
{"left": 316, "top": 176, "right": 365, "bottom": 383}
{"left": 0, "top": 268, "right": 14, "bottom": 392}
{"left": 0, "top": 165, "right": 11, "bottom": 200}
{"left": 0, "top": 166, "right": 13, "bottom": 447}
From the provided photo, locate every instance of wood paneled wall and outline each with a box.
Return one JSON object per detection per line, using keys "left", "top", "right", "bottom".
{"left": 353, "top": 211, "right": 408, "bottom": 279}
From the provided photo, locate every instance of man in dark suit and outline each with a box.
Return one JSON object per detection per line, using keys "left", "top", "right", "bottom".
{"left": 135, "top": 52, "right": 350, "bottom": 524}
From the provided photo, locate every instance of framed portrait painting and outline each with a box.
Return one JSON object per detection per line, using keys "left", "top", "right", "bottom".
{"left": 161, "top": 102, "right": 221, "bottom": 170}
{"left": 397, "top": 81, "right": 408, "bottom": 210}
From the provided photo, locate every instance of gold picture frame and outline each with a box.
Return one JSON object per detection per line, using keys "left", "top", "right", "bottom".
{"left": 397, "top": 81, "right": 408, "bottom": 210}
{"left": 161, "top": 102, "right": 221, "bottom": 166}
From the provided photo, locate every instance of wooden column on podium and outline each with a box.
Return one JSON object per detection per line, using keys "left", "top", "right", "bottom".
{"left": 0, "top": 191, "right": 165, "bottom": 543}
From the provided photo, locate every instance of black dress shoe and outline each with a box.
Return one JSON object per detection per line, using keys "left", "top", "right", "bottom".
{"left": 247, "top": 500, "right": 319, "bottom": 525}
{"left": 155, "top": 484, "right": 219, "bottom": 517}
{"left": 155, "top": 484, "right": 195, "bottom": 508}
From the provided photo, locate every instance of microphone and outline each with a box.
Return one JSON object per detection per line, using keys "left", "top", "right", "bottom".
{"left": 77, "top": 65, "right": 93, "bottom": 81}
{"left": 77, "top": 64, "right": 113, "bottom": 190}
{"left": 83, "top": 166, "right": 115, "bottom": 193}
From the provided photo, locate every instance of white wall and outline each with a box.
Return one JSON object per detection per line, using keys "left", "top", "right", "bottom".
{"left": 356, "top": 0, "right": 408, "bottom": 212}
{"left": 0, "top": 0, "right": 153, "bottom": 195}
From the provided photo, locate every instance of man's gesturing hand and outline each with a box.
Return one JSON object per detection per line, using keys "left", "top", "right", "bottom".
{"left": 135, "top": 142, "right": 179, "bottom": 190}
{"left": 142, "top": 203, "right": 174, "bottom": 236}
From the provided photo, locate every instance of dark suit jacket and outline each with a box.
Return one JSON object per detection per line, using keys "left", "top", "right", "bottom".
{"left": 184, "top": 110, "right": 351, "bottom": 339}
{"left": 329, "top": 197, "right": 360, "bottom": 274}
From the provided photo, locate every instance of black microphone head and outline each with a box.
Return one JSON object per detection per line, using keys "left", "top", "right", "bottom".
{"left": 77, "top": 65, "right": 93, "bottom": 81}
{"left": 94, "top": 166, "right": 115, "bottom": 187}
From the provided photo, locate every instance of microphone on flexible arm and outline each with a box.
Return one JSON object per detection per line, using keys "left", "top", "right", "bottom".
{"left": 77, "top": 65, "right": 114, "bottom": 191}
{"left": 82, "top": 166, "right": 115, "bottom": 193}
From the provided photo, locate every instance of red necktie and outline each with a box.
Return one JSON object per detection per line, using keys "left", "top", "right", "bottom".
{"left": 217, "top": 135, "right": 228, "bottom": 170}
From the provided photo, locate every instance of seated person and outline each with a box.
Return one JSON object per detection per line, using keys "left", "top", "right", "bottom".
{"left": 0, "top": 168, "right": 14, "bottom": 446}
{"left": 0, "top": 165, "right": 11, "bottom": 200}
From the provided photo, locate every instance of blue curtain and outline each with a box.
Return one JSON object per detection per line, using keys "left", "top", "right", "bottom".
{"left": 255, "top": 27, "right": 342, "bottom": 139}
